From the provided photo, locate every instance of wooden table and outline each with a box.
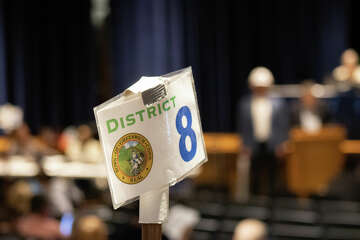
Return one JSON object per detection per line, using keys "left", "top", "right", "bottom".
{"left": 1, "top": 133, "right": 360, "bottom": 194}
{"left": 203, "top": 133, "right": 241, "bottom": 154}
{"left": 199, "top": 132, "right": 360, "bottom": 198}
{"left": 194, "top": 133, "right": 242, "bottom": 195}
{"left": 340, "top": 140, "right": 360, "bottom": 154}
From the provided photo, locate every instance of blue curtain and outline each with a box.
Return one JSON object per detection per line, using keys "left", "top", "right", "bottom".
{"left": 110, "top": 0, "right": 192, "bottom": 92}
{"left": 2, "top": 0, "right": 98, "bottom": 132}
{"left": 110, "top": 0, "right": 231, "bottom": 131}
{"left": 0, "top": 0, "right": 351, "bottom": 132}
{"left": 0, "top": 0, "right": 7, "bottom": 105}
{"left": 110, "top": 0, "right": 349, "bottom": 132}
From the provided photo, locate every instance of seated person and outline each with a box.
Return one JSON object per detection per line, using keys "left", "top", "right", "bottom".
{"left": 291, "top": 81, "right": 332, "bottom": 132}
{"left": 16, "top": 195, "right": 63, "bottom": 240}
{"left": 61, "top": 124, "right": 103, "bottom": 163}
{"left": 71, "top": 215, "right": 107, "bottom": 240}
{"left": 8, "top": 123, "right": 52, "bottom": 157}
{"left": 0, "top": 104, "right": 44, "bottom": 157}
{"left": 6, "top": 180, "right": 33, "bottom": 217}
{"left": 36, "top": 126, "right": 61, "bottom": 155}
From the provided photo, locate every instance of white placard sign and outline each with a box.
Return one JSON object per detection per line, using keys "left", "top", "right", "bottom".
{"left": 94, "top": 67, "right": 207, "bottom": 209}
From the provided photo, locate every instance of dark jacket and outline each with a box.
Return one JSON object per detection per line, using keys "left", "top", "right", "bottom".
{"left": 290, "top": 101, "right": 332, "bottom": 128}
{"left": 237, "top": 95, "right": 289, "bottom": 152}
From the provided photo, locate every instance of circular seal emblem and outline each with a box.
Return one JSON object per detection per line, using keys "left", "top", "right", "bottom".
{"left": 112, "top": 133, "right": 153, "bottom": 184}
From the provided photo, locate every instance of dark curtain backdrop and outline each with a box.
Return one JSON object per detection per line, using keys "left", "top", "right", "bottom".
{"left": 110, "top": 0, "right": 349, "bottom": 132}
{"left": 0, "top": 1, "right": 6, "bottom": 104}
{"left": 0, "top": 0, "right": 352, "bottom": 132}
{"left": 1, "top": 0, "right": 97, "bottom": 132}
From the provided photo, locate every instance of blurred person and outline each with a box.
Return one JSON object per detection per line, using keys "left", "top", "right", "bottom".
{"left": 233, "top": 219, "right": 267, "bottom": 240}
{"left": 237, "top": 67, "right": 289, "bottom": 195}
{"left": 163, "top": 205, "right": 200, "bottom": 240}
{"left": 57, "top": 126, "right": 77, "bottom": 153}
{"left": 72, "top": 179, "right": 111, "bottom": 221}
{"left": 16, "top": 195, "right": 63, "bottom": 240}
{"left": 70, "top": 215, "right": 107, "bottom": 240}
{"left": 0, "top": 104, "right": 23, "bottom": 135}
{"left": 62, "top": 124, "right": 103, "bottom": 163}
{"left": 48, "top": 178, "right": 84, "bottom": 218}
{"left": 333, "top": 49, "right": 360, "bottom": 89}
{"left": 0, "top": 180, "right": 19, "bottom": 239}
{"left": 0, "top": 104, "right": 35, "bottom": 157}
{"left": 333, "top": 50, "right": 360, "bottom": 139}
{"left": 8, "top": 123, "right": 57, "bottom": 157}
{"left": 291, "top": 81, "right": 332, "bottom": 132}
{"left": 8, "top": 123, "right": 36, "bottom": 156}
{"left": 0, "top": 104, "right": 57, "bottom": 157}
{"left": 6, "top": 180, "right": 33, "bottom": 217}
{"left": 36, "top": 126, "right": 61, "bottom": 155}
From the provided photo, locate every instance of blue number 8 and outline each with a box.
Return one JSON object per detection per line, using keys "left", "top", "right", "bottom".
{"left": 176, "top": 106, "right": 197, "bottom": 162}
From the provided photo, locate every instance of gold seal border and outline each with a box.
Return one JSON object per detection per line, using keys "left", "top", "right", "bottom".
{"left": 111, "top": 132, "right": 153, "bottom": 184}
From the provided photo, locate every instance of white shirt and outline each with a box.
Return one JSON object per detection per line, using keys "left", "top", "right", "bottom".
{"left": 300, "top": 110, "right": 322, "bottom": 133}
{"left": 251, "top": 96, "right": 272, "bottom": 142}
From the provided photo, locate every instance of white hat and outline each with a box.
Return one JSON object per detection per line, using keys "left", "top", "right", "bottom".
{"left": 0, "top": 103, "right": 23, "bottom": 133}
{"left": 248, "top": 67, "right": 274, "bottom": 87}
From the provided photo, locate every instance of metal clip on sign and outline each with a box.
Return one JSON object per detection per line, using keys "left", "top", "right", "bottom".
{"left": 142, "top": 83, "right": 167, "bottom": 106}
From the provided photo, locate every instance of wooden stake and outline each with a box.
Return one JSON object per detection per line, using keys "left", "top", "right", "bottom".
{"left": 142, "top": 224, "right": 162, "bottom": 240}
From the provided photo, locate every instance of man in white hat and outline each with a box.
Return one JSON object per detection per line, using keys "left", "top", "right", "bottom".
{"left": 237, "top": 67, "right": 289, "bottom": 195}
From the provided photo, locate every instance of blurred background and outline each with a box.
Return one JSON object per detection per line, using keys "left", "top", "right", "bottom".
{"left": 1, "top": 0, "right": 360, "bottom": 240}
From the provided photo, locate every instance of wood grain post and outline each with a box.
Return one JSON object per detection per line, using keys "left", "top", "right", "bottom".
{"left": 142, "top": 224, "right": 162, "bottom": 240}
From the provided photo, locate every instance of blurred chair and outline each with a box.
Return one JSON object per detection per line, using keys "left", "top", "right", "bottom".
{"left": 271, "top": 209, "right": 318, "bottom": 225}
{"left": 16, "top": 195, "right": 62, "bottom": 240}
{"left": 220, "top": 219, "right": 239, "bottom": 234}
{"left": 286, "top": 126, "right": 346, "bottom": 197}
{"left": 325, "top": 227, "right": 360, "bottom": 240}
{"left": 195, "top": 133, "right": 241, "bottom": 197}
{"left": 320, "top": 201, "right": 360, "bottom": 239}
{"left": 193, "top": 218, "right": 220, "bottom": 234}
{"left": 197, "top": 202, "right": 225, "bottom": 219}
{"left": 320, "top": 200, "right": 360, "bottom": 228}
{"left": 273, "top": 197, "right": 315, "bottom": 210}
{"left": 320, "top": 200, "right": 360, "bottom": 213}
{"left": 270, "top": 223, "right": 322, "bottom": 239}
{"left": 225, "top": 205, "right": 269, "bottom": 221}
{"left": 322, "top": 211, "right": 360, "bottom": 227}
{"left": 271, "top": 197, "right": 318, "bottom": 225}
{"left": 189, "top": 231, "right": 213, "bottom": 240}
{"left": 215, "top": 232, "right": 233, "bottom": 240}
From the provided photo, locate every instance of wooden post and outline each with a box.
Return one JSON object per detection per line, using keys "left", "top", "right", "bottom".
{"left": 142, "top": 224, "right": 162, "bottom": 240}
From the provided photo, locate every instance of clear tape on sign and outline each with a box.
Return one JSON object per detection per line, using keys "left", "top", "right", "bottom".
{"left": 139, "top": 186, "right": 169, "bottom": 224}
